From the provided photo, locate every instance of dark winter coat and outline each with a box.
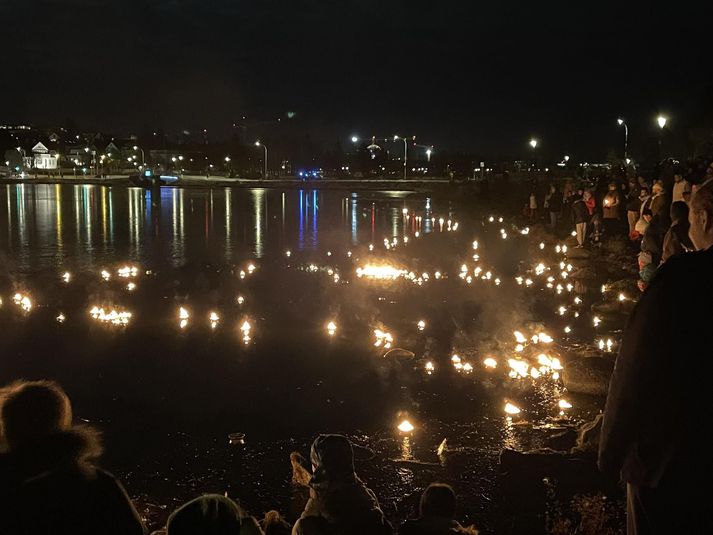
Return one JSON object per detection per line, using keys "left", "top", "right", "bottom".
{"left": 626, "top": 188, "right": 642, "bottom": 212}
{"left": 292, "top": 435, "right": 392, "bottom": 535}
{"left": 661, "top": 221, "right": 693, "bottom": 263}
{"left": 0, "top": 427, "right": 145, "bottom": 535}
{"left": 599, "top": 246, "right": 713, "bottom": 488}
{"left": 399, "top": 517, "right": 478, "bottom": 535}
{"left": 547, "top": 191, "right": 563, "bottom": 212}
{"left": 640, "top": 216, "right": 664, "bottom": 264}
{"left": 572, "top": 199, "right": 589, "bottom": 224}
{"left": 649, "top": 192, "right": 668, "bottom": 220}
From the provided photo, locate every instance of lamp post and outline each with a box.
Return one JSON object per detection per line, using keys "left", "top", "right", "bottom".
{"left": 657, "top": 115, "right": 667, "bottom": 161}
{"left": 255, "top": 141, "right": 268, "bottom": 179}
{"left": 617, "top": 118, "right": 629, "bottom": 160}
{"left": 133, "top": 145, "right": 145, "bottom": 165}
{"left": 393, "top": 135, "right": 408, "bottom": 180}
{"left": 529, "top": 138, "right": 538, "bottom": 178}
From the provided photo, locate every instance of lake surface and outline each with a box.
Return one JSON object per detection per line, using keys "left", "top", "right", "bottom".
{"left": 0, "top": 183, "right": 605, "bottom": 534}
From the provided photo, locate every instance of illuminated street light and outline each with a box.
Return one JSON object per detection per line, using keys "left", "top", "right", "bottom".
{"left": 657, "top": 115, "right": 667, "bottom": 129}
{"left": 529, "top": 138, "right": 538, "bottom": 149}
{"left": 351, "top": 135, "right": 359, "bottom": 143}
{"left": 225, "top": 156, "right": 231, "bottom": 162}
{"left": 393, "top": 135, "right": 409, "bottom": 180}
{"left": 255, "top": 141, "right": 268, "bottom": 179}
{"left": 426, "top": 147, "right": 433, "bottom": 162}
{"left": 133, "top": 145, "right": 145, "bottom": 165}
{"left": 617, "top": 118, "right": 629, "bottom": 160}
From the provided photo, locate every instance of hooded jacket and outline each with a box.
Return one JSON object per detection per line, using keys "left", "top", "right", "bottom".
{"left": 0, "top": 426, "right": 145, "bottom": 535}
{"left": 292, "top": 435, "right": 392, "bottom": 535}
{"left": 599, "top": 246, "right": 713, "bottom": 488}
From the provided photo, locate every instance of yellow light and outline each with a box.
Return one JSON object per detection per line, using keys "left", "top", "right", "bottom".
{"left": 13, "top": 293, "right": 32, "bottom": 312}
{"left": 356, "top": 264, "right": 407, "bottom": 280}
{"left": 483, "top": 357, "right": 497, "bottom": 368}
{"left": 126, "top": 282, "right": 136, "bottom": 291}
{"left": 398, "top": 419, "right": 415, "bottom": 433}
{"left": 504, "top": 402, "right": 521, "bottom": 415}
{"left": 514, "top": 331, "right": 527, "bottom": 344}
{"left": 89, "top": 306, "right": 131, "bottom": 326}
{"left": 101, "top": 270, "right": 111, "bottom": 281}
{"left": 417, "top": 320, "right": 426, "bottom": 331}
{"left": 56, "top": 313, "right": 66, "bottom": 323}
{"left": 425, "top": 361, "right": 435, "bottom": 374}
{"left": 327, "top": 321, "right": 337, "bottom": 336}
{"left": 62, "top": 272, "right": 71, "bottom": 283}
{"left": 558, "top": 399, "right": 572, "bottom": 409}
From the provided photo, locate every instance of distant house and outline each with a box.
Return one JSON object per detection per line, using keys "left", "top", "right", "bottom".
{"left": 32, "top": 142, "right": 58, "bottom": 169}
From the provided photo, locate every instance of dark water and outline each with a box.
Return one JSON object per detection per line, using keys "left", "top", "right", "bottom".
{"left": 0, "top": 184, "right": 603, "bottom": 533}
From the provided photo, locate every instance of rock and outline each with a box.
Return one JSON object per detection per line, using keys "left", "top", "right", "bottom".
{"left": 603, "top": 237, "right": 628, "bottom": 255}
{"left": 383, "top": 348, "right": 415, "bottom": 360}
{"left": 566, "top": 247, "right": 591, "bottom": 259}
{"left": 570, "top": 266, "right": 597, "bottom": 280}
{"left": 591, "top": 301, "right": 623, "bottom": 316}
{"left": 545, "top": 428, "right": 578, "bottom": 451}
{"left": 574, "top": 414, "right": 604, "bottom": 453}
{"left": 562, "top": 357, "right": 614, "bottom": 396}
{"left": 568, "top": 257, "right": 591, "bottom": 268}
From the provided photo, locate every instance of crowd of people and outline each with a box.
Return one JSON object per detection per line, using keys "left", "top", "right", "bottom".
{"left": 0, "top": 380, "right": 479, "bottom": 535}
{"left": 528, "top": 160, "right": 713, "bottom": 291}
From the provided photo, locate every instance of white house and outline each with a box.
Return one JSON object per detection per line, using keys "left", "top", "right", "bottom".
{"left": 32, "top": 142, "right": 58, "bottom": 170}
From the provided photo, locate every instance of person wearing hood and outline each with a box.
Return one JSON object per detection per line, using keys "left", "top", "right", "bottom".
{"left": 166, "top": 494, "right": 264, "bottom": 535}
{"left": 649, "top": 181, "right": 669, "bottom": 222}
{"left": 599, "top": 179, "right": 713, "bottom": 534}
{"left": 398, "top": 483, "right": 478, "bottom": 535}
{"left": 661, "top": 201, "right": 694, "bottom": 263}
{"left": 0, "top": 380, "right": 145, "bottom": 535}
{"left": 292, "top": 434, "right": 392, "bottom": 535}
{"left": 639, "top": 208, "right": 664, "bottom": 265}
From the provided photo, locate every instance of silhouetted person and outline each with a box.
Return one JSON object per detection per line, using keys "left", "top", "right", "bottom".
{"left": 292, "top": 434, "right": 392, "bottom": 535}
{"left": 599, "top": 179, "right": 713, "bottom": 534}
{"left": 398, "top": 483, "right": 478, "bottom": 535}
{"left": 166, "top": 494, "right": 263, "bottom": 535}
{"left": 0, "top": 380, "right": 145, "bottom": 535}
{"left": 661, "top": 201, "right": 693, "bottom": 263}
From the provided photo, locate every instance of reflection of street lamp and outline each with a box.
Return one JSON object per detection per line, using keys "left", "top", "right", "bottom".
{"left": 393, "top": 135, "right": 408, "bottom": 180}
{"left": 255, "top": 141, "right": 268, "bottom": 179}
{"left": 617, "top": 118, "right": 629, "bottom": 160}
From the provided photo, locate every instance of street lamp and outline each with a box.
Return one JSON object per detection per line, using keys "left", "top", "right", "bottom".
{"left": 426, "top": 147, "right": 432, "bottom": 162}
{"left": 133, "top": 145, "right": 145, "bottom": 165}
{"left": 224, "top": 156, "right": 231, "bottom": 162}
{"left": 617, "top": 118, "right": 629, "bottom": 160}
{"left": 255, "top": 141, "right": 268, "bottom": 179}
{"left": 529, "top": 138, "right": 538, "bottom": 149}
{"left": 351, "top": 135, "right": 359, "bottom": 143}
{"left": 393, "top": 135, "right": 408, "bottom": 180}
{"left": 657, "top": 115, "right": 668, "bottom": 160}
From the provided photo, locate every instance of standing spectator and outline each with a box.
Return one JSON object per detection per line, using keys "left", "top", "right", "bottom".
{"left": 528, "top": 189, "right": 538, "bottom": 222}
{"left": 634, "top": 186, "right": 652, "bottom": 238}
{"left": 661, "top": 201, "right": 694, "bottom": 263}
{"left": 546, "top": 184, "right": 563, "bottom": 230}
{"left": 583, "top": 190, "right": 596, "bottom": 216}
{"left": 640, "top": 209, "right": 664, "bottom": 264}
{"left": 572, "top": 194, "right": 589, "bottom": 248}
{"left": 0, "top": 380, "right": 145, "bottom": 535}
{"left": 602, "top": 182, "right": 622, "bottom": 236}
{"left": 625, "top": 180, "right": 642, "bottom": 239}
{"left": 671, "top": 173, "right": 691, "bottom": 203}
{"left": 398, "top": 483, "right": 478, "bottom": 535}
{"left": 292, "top": 434, "right": 392, "bottom": 535}
{"left": 599, "top": 179, "right": 713, "bottom": 535}
{"left": 649, "top": 180, "right": 668, "bottom": 221}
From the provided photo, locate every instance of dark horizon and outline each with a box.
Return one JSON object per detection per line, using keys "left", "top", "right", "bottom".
{"left": 2, "top": 1, "right": 711, "bottom": 161}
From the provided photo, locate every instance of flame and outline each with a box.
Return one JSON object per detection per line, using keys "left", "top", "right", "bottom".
{"left": 327, "top": 321, "right": 337, "bottom": 336}
{"left": 417, "top": 320, "right": 426, "bottom": 331}
{"left": 117, "top": 266, "right": 139, "bottom": 278}
{"left": 504, "top": 402, "right": 521, "bottom": 415}
{"left": 13, "top": 293, "right": 32, "bottom": 312}
{"left": 374, "top": 329, "right": 393, "bottom": 349}
{"left": 89, "top": 306, "right": 131, "bottom": 326}
{"left": 356, "top": 264, "right": 407, "bottom": 280}
{"left": 62, "top": 272, "right": 71, "bottom": 283}
{"left": 126, "top": 282, "right": 136, "bottom": 291}
{"left": 209, "top": 311, "right": 219, "bottom": 328}
{"left": 101, "top": 270, "right": 111, "bottom": 281}
{"left": 514, "top": 331, "right": 527, "bottom": 344}
{"left": 425, "top": 361, "right": 435, "bottom": 374}
{"left": 558, "top": 399, "right": 572, "bottom": 409}
{"left": 483, "top": 357, "right": 498, "bottom": 368}
{"left": 56, "top": 313, "right": 66, "bottom": 323}
{"left": 398, "top": 419, "right": 415, "bottom": 433}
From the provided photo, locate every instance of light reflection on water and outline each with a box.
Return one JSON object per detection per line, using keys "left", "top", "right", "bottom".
{"left": 0, "top": 184, "right": 438, "bottom": 272}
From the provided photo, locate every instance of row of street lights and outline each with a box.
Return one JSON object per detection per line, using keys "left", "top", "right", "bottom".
{"left": 350, "top": 135, "right": 434, "bottom": 179}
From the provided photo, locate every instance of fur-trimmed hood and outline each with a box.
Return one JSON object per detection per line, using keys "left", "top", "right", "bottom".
{"left": 1, "top": 425, "right": 103, "bottom": 486}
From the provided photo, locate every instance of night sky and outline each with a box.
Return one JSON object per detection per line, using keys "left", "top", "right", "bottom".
{"left": 2, "top": 1, "right": 710, "bottom": 159}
